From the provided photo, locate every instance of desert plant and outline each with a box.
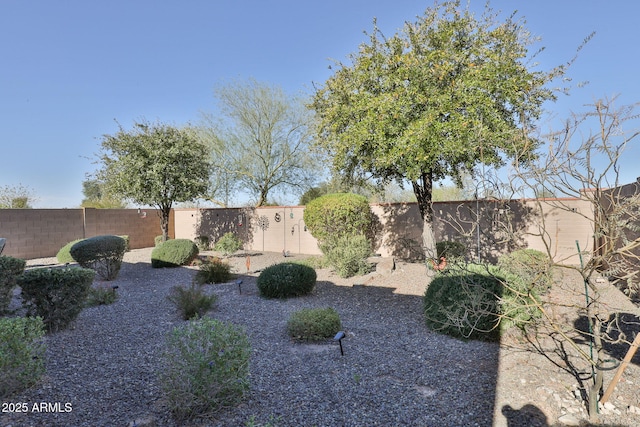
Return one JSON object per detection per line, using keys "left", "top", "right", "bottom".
{"left": 0, "top": 255, "right": 26, "bottom": 313}
{"left": 119, "top": 235, "right": 130, "bottom": 251}
{"left": 195, "top": 257, "right": 233, "bottom": 284}
{"left": 498, "top": 248, "right": 553, "bottom": 294}
{"left": 0, "top": 316, "right": 45, "bottom": 398}
{"left": 151, "top": 239, "right": 199, "bottom": 268}
{"left": 85, "top": 285, "right": 118, "bottom": 307}
{"left": 155, "top": 235, "right": 167, "bottom": 246}
{"left": 18, "top": 267, "right": 95, "bottom": 332}
{"left": 257, "top": 262, "right": 317, "bottom": 299}
{"left": 70, "top": 235, "right": 127, "bottom": 280}
{"left": 436, "top": 241, "right": 466, "bottom": 260}
{"left": 423, "top": 263, "right": 541, "bottom": 341}
{"left": 194, "top": 235, "right": 211, "bottom": 251}
{"left": 303, "top": 193, "right": 374, "bottom": 244}
{"left": 214, "top": 232, "right": 243, "bottom": 256}
{"left": 56, "top": 238, "right": 84, "bottom": 264}
{"left": 161, "top": 317, "right": 250, "bottom": 421}
{"left": 167, "top": 283, "right": 217, "bottom": 320}
{"left": 287, "top": 307, "right": 341, "bottom": 341}
{"left": 320, "top": 233, "right": 372, "bottom": 278}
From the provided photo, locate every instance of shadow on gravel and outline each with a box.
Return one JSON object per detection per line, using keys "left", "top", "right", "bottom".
{"left": 209, "top": 274, "right": 504, "bottom": 427}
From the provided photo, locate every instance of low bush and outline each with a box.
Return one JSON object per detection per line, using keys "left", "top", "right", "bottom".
{"left": 70, "top": 235, "right": 127, "bottom": 280}
{"left": 287, "top": 307, "right": 341, "bottom": 341}
{"left": 167, "top": 283, "right": 217, "bottom": 320}
{"left": 0, "top": 256, "right": 26, "bottom": 313}
{"left": 85, "top": 285, "right": 118, "bottom": 307}
{"left": 119, "top": 235, "right": 130, "bottom": 252}
{"left": 161, "top": 317, "right": 250, "bottom": 421}
{"left": 320, "top": 233, "right": 371, "bottom": 278}
{"left": 56, "top": 238, "right": 84, "bottom": 264}
{"left": 18, "top": 267, "right": 95, "bottom": 332}
{"left": 498, "top": 249, "right": 553, "bottom": 294}
{"left": 195, "top": 257, "right": 233, "bottom": 284}
{"left": 194, "top": 235, "right": 211, "bottom": 251}
{"left": 257, "top": 262, "right": 317, "bottom": 299}
{"left": 0, "top": 316, "right": 46, "bottom": 398}
{"left": 214, "top": 232, "right": 243, "bottom": 256}
{"left": 423, "top": 263, "right": 542, "bottom": 341}
{"left": 436, "top": 241, "right": 466, "bottom": 260}
{"left": 151, "top": 239, "right": 199, "bottom": 268}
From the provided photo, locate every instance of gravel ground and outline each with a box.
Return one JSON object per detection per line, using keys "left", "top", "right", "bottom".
{"left": 2, "top": 248, "right": 640, "bottom": 427}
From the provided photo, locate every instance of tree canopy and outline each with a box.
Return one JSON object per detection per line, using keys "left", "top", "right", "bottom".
{"left": 96, "top": 121, "right": 211, "bottom": 239}
{"left": 310, "top": 0, "right": 564, "bottom": 258}
{"left": 199, "top": 79, "right": 323, "bottom": 207}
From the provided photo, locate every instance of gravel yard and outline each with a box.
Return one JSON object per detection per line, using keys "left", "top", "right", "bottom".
{"left": 2, "top": 248, "right": 639, "bottom": 427}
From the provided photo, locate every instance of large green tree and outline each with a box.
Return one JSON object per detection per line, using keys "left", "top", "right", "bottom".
{"left": 310, "top": 1, "right": 564, "bottom": 260}
{"left": 200, "top": 79, "right": 323, "bottom": 207}
{"left": 96, "top": 121, "right": 211, "bottom": 240}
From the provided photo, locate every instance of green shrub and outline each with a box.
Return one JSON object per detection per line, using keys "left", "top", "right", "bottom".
{"left": 119, "top": 235, "right": 130, "bottom": 251}
{"left": 161, "top": 317, "right": 250, "bottom": 421}
{"left": 56, "top": 238, "right": 84, "bottom": 264}
{"left": 151, "top": 239, "right": 199, "bottom": 268}
{"left": 70, "top": 235, "right": 127, "bottom": 280}
{"left": 436, "top": 241, "right": 466, "bottom": 260}
{"left": 85, "top": 285, "right": 118, "bottom": 307}
{"left": 214, "top": 232, "right": 243, "bottom": 256}
{"left": 424, "top": 264, "right": 502, "bottom": 341}
{"left": 498, "top": 249, "right": 553, "bottom": 294}
{"left": 257, "top": 262, "right": 317, "bottom": 299}
{"left": 0, "top": 316, "right": 46, "bottom": 398}
{"left": 287, "top": 307, "right": 341, "bottom": 341}
{"left": 18, "top": 267, "right": 95, "bottom": 332}
{"left": 167, "top": 283, "right": 217, "bottom": 320}
{"left": 195, "top": 257, "right": 233, "bottom": 284}
{"left": 194, "top": 235, "right": 211, "bottom": 251}
{"left": 320, "top": 234, "right": 372, "bottom": 278}
{"left": 303, "top": 193, "right": 374, "bottom": 244}
{"left": 155, "top": 235, "right": 168, "bottom": 247}
{"left": 0, "top": 256, "right": 26, "bottom": 314}
{"left": 423, "top": 263, "right": 542, "bottom": 341}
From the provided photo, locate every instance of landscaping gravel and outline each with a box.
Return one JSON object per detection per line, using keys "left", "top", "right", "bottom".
{"left": 2, "top": 248, "right": 639, "bottom": 427}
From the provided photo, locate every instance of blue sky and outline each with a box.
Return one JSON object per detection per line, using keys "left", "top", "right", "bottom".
{"left": 1, "top": 1, "right": 638, "bottom": 207}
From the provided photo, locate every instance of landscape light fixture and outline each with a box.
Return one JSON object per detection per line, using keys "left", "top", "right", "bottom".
{"left": 235, "top": 279, "right": 243, "bottom": 294}
{"left": 334, "top": 331, "right": 346, "bottom": 356}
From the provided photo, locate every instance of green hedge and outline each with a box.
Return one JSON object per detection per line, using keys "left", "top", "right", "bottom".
{"left": 56, "top": 238, "right": 84, "bottom": 264}
{"left": 18, "top": 267, "right": 95, "bottom": 332}
{"left": 287, "top": 307, "right": 342, "bottom": 341}
{"left": 0, "top": 316, "right": 46, "bottom": 398}
{"left": 257, "top": 262, "right": 317, "bottom": 299}
{"left": 303, "top": 193, "right": 373, "bottom": 244}
{"left": 70, "top": 235, "right": 127, "bottom": 280}
{"left": 0, "top": 256, "right": 26, "bottom": 313}
{"left": 151, "top": 239, "right": 199, "bottom": 268}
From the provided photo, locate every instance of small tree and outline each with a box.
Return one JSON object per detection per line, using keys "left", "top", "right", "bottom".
{"left": 0, "top": 184, "right": 36, "bottom": 208}
{"left": 80, "top": 178, "right": 126, "bottom": 208}
{"left": 96, "top": 121, "right": 211, "bottom": 241}
{"left": 310, "top": 0, "right": 569, "bottom": 262}
{"left": 199, "top": 79, "right": 323, "bottom": 206}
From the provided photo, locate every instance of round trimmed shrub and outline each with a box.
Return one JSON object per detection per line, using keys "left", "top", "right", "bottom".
{"left": 0, "top": 256, "right": 26, "bottom": 313}
{"left": 287, "top": 307, "right": 342, "bottom": 341}
{"left": 18, "top": 267, "right": 95, "bottom": 332}
{"left": 70, "top": 235, "right": 127, "bottom": 280}
{"left": 152, "top": 239, "right": 199, "bottom": 268}
{"left": 257, "top": 262, "right": 317, "bottom": 299}
{"left": 56, "top": 238, "right": 84, "bottom": 264}
{"left": 303, "top": 193, "right": 374, "bottom": 244}
{"left": 498, "top": 249, "right": 553, "bottom": 294}
{"left": 424, "top": 264, "right": 503, "bottom": 341}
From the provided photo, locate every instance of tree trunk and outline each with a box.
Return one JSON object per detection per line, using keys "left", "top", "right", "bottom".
{"left": 159, "top": 205, "right": 171, "bottom": 242}
{"left": 412, "top": 172, "right": 437, "bottom": 261}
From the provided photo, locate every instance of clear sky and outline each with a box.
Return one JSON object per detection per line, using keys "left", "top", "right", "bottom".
{"left": 1, "top": 0, "right": 638, "bottom": 208}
